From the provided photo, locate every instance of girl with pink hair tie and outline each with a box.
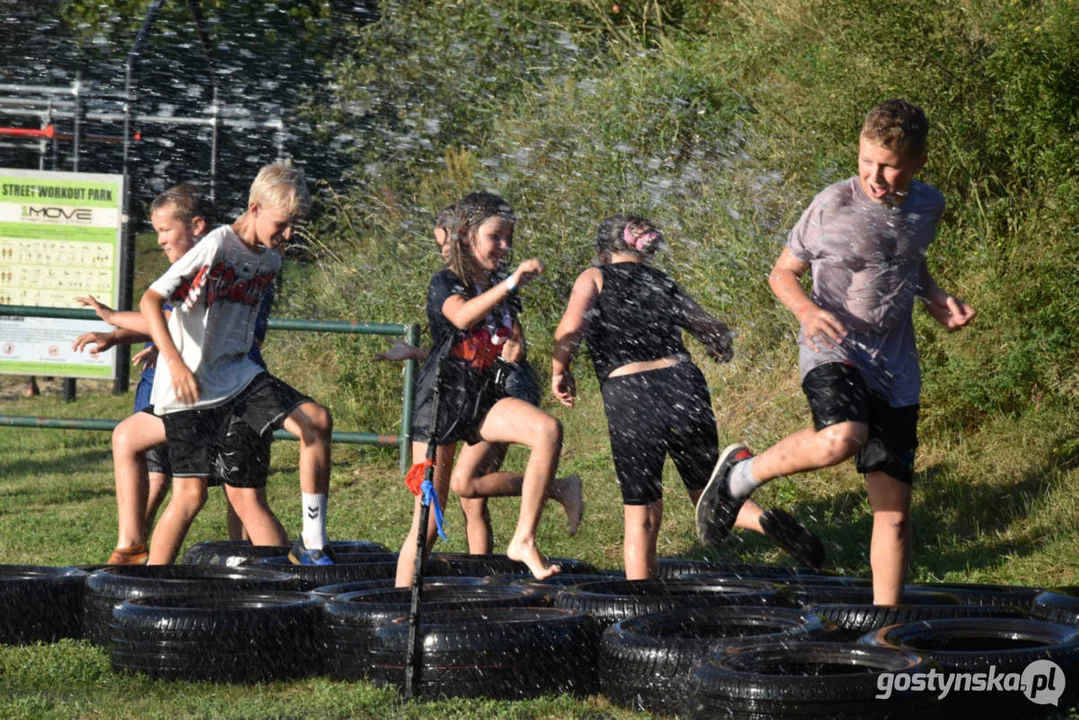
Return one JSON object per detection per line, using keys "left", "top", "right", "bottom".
{"left": 552, "top": 214, "right": 824, "bottom": 579}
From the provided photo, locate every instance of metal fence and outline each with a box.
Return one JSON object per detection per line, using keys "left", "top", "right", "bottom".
{"left": 0, "top": 305, "right": 420, "bottom": 473}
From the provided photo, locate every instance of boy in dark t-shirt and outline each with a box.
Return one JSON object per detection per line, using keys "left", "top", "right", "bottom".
{"left": 697, "top": 100, "right": 975, "bottom": 604}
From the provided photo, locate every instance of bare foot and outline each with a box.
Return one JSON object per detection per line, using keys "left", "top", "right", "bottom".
{"left": 554, "top": 474, "right": 583, "bottom": 537}
{"left": 507, "top": 537, "right": 561, "bottom": 580}
{"left": 23, "top": 379, "right": 39, "bottom": 398}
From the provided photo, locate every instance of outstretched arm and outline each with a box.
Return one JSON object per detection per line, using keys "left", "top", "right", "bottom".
{"left": 72, "top": 327, "right": 149, "bottom": 354}
{"left": 679, "top": 293, "right": 734, "bottom": 363}
{"left": 441, "top": 258, "right": 544, "bottom": 330}
{"left": 551, "top": 268, "right": 601, "bottom": 408}
{"left": 373, "top": 338, "right": 430, "bottom": 363}
{"left": 919, "top": 260, "right": 975, "bottom": 331}
{"left": 77, "top": 295, "right": 151, "bottom": 335}
{"left": 769, "top": 248, "right": 847, "bottom": 352}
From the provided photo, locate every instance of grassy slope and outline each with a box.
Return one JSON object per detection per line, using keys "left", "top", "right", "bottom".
{"left": 2, "top": 0, "right": 1078, "bottom": 717}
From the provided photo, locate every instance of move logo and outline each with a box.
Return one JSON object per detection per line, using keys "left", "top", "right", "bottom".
{"left": 22, "top": 205, "right": 93, "bottom": 224}
{"left": 876, "top": 659, "right": 1065, "bottom": 706}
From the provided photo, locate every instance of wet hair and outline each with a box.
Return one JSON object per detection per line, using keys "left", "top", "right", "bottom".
{"left": 248, "top": 159, "right": 311, "bottom": 219}
{"left": 594, "top": 214, "right": 664, "bottom": 261}
{"left": 862, "top": 99, "right": 929, "bottom": 158}
{"left": 444, "top": 192, "right": 516, "bottom": 285}
{"left": 150, "top": 183, "right": 216, "bottom": 228}
{"left": 434, "top": 202, "right": 458, "bottom": 231}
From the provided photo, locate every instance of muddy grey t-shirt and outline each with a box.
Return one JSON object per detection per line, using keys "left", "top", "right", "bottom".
{"left": 787, "top": 177, "right": 945, "bottom": 407}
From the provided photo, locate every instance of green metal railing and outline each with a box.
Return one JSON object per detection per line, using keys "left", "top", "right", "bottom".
{"left": 0, "top": 305, "right": 419, "bottom": 473}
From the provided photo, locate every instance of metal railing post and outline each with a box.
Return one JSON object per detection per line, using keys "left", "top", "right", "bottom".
{"left": 399, "top": 323, "right": 420, "bottom": 474}
{"left": 63, "top": 74, "right": 84, "bottom": 404}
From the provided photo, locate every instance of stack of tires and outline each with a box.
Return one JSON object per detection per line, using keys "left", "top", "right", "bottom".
{"left": 5, "top": 551, "right": 1079, "bottom": 716}
{"left": 568, "top": 566, "right": 1078, "bottom": 718}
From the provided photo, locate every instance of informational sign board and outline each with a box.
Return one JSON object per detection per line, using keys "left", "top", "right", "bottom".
{"left": 0, "top": 168, "right": 124, "bottom": 378}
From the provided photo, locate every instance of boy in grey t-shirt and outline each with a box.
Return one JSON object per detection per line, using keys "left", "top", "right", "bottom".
{"left": 697, "top": 99, "right": 975, "bottom": 604}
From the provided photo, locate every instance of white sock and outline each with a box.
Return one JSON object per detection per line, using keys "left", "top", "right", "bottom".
{"left": 301, "top": 492, "right": 329, "bottom": 550}
{"left": 728, "top": 458, "right": 758, "bottom": 500}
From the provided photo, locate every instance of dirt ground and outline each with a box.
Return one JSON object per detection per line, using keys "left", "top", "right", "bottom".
{"left": 0, "top": 375, "right": 114, "bottom": 403}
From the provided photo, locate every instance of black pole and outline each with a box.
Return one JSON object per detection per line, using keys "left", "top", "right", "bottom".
{"left": 209, "top": 85, "right": 220, "bottom": 204}
{"left": 404, "top": 357, "right": 445, "bottom": 700}
{"left": 64, "top": 73, "right": 84, "bottom": 404}
{"left": 115, "top": 0, "right": 165, "bottom": 395}
{"left": 183, "top": 0, "right": 220, "bottom": 203}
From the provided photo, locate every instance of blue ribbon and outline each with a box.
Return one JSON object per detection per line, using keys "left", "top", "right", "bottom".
{"left": 420, "top": 478, "right": 448, "bottom": 540}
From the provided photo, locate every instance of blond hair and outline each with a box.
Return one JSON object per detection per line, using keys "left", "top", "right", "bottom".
{"left": 248, "top": 160, "right": 311, "bottom": 219}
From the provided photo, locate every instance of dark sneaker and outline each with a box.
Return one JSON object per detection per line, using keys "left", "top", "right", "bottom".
{"left": 288, "top": 538, "right": 335, "bottom": 566}
{"left": 760, "top": 507, "right": 825, "bottom": 570}
{"left": 696, "top": 444, "right": 754, "bottom": 547}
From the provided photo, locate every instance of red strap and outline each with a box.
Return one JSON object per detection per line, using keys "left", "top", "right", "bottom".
{"left": 405, "top": 459, "right": 433, "bottom": 495}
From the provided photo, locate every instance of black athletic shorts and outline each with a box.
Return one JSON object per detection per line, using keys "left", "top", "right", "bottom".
{"left": 412, "top": 359, "right": 500, "bottom": 446}
{"left": 163, "top": 373, "right": 311, "bottom": 480}
{"left": 802, "top": 362, "right": 919, "bottom": 485}
{"left": 211, "top": 414, "right": 274, "bottom": 489}
{"left": 140, "top": 406, "right": 223, "bottom": 486}
{"left": 145, "top": 443, "right": 170, "bottom": 476}
{"left": 500, "top": 359, "right": 541, "bottom": 407}
{"left": 601, "top": 362, "right": 718, "bottom": 506}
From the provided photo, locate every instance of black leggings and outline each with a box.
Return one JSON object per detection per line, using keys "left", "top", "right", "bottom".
{"left": 601, "top": 362, "right": 718, "bottom": 506}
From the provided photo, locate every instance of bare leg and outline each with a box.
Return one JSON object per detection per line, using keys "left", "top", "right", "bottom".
{"left": 224, "top": 485, "right": 287, "bottom": 546}
{"left": 147, "top": 476, "right": 208, "bottom": 565}
{"left": 112, "top": 413, "right": 167, "bottom": 549}
{"left": 457, "top": 441, "right": 500, "bottom": 554}
{"left": 748, "top": 422, "right": 868, "bottom": 486}
{"left": 281, "top": 401, "right": 333, "bottom": 496}
{"left": 733, "top": 499, "right": 765, "bottom": 533}
{"left": 225, "top": 494, "right": 246, "bottom": 542}
{"left": 477, "top": 398, "right": 563, "bottom": 580}
{"left": 145, "top": 471, "right": 170, "bottom": 529}
{"left": 451, "top": 441, "right": 521, "bottom": 498}
{"left": 282, "top": 401, "right": 333, "bottom": 549}
{"left": 866, "top": 471, "right": 912, "bottom": 605}
{"left": 690, "top": 487, "right": 764, "bottom": 533}
{"left": 460, "top": 497, "right": 494, "bottom": 554}
{"left": 396, "top": 442, "right": 455, "bottom": 587}
{"left": 624, "top": 500, "right": 662, "bottom": 580}
{"left": 452, "top": 440, "right": 583, "bottom": 537}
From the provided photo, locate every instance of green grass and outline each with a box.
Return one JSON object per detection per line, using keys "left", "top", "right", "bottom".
{"left": 2, "top": 0, "right": 1078, "bottom": 716}
{"left": 2, "top": 361, "right": 1078, "bottom": 717}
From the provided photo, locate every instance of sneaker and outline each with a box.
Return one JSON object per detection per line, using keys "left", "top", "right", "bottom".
{"left": 760, "top": 508, "right": 825, "bottom": 570}
{"left": 696, "top": 444, "right": 754, "bottom": 547}
{"left": 288, "top": 538, "right": 335, "bottom": 566}
{"left": 107, "top": 544, "right": 148, "bottom": 565}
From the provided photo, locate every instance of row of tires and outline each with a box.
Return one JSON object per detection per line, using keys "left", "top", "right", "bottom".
{"left": 5, "top": 541, "right": 1079, "bottom": 717}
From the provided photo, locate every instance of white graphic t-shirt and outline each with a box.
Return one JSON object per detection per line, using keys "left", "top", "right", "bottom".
{"left": 148, "top": 224, "right": 280, "bottom": 414}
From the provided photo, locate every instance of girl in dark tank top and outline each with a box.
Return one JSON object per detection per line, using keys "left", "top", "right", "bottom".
{"left": 552, "top": 214, "right": 824, "bottom": 578}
